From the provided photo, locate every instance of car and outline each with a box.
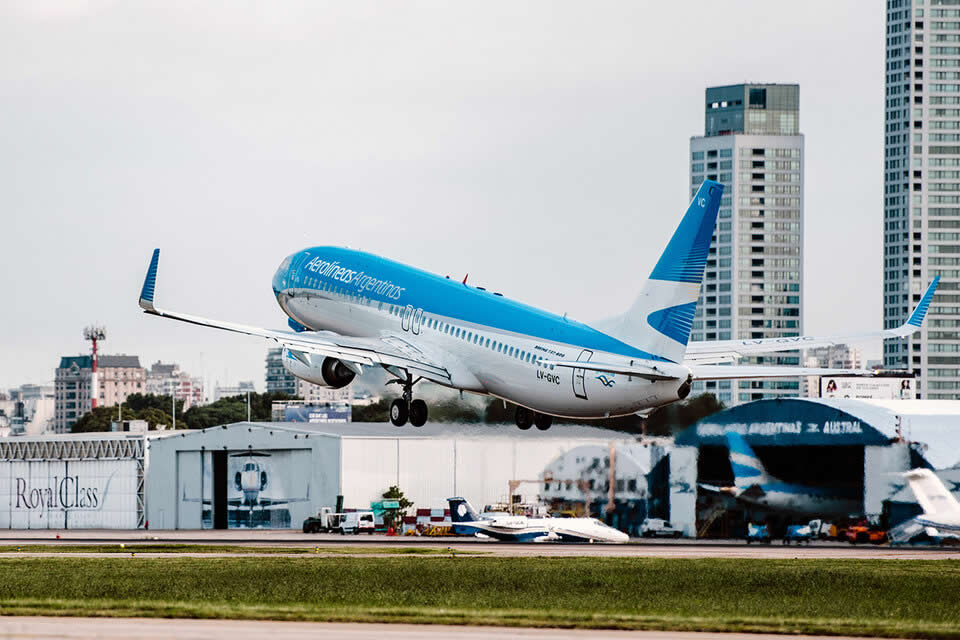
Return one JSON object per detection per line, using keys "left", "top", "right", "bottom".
{"left": 746, "top": 523, "right": 771, "bottom": 544}
{"left": 639, "top": 518, "right": 683, "bottom": 538}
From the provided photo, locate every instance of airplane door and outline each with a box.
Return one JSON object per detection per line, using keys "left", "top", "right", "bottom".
{"left": 401, "top": 305, "right": 413, "bottom": 331}
{"left": 411, "top": 308, "right": 423, "bottom": 335}
{"left": 572, "top": 349, "right": 593, "bottom": 400}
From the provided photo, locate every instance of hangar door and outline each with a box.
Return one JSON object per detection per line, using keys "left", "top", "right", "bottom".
{"left": 177, "top": 449, "right": 313, "bottom": 529}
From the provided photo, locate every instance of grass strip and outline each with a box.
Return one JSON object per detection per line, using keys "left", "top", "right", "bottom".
{"left": 0, "top": 544, "right": 477, "bottom": 555}
{"left": 0, "top": 557, "right": 956, "bottom": 637}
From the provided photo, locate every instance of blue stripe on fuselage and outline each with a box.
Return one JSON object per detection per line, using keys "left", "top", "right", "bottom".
{"left": 281, "top": 246, "right": 667, "bottom": 361}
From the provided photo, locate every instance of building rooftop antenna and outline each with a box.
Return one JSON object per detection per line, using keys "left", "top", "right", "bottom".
{"left": 83, "top": 326, "right": 106, "bottom": 409}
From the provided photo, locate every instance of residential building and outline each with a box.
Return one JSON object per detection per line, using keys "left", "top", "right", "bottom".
{"left": 265, "top": 348, "right": 297, "bottom": 396}
{"left": 54, "top": 355, "right": 145, "bottom": 433}
{"left": 884, "top": 1, "right": 960, "bottom": 398}
{"left": 689, "top": 83, "right": 804, "bottom": 405}
{"left": 806, "top": 345, "right": 864, "bottom": 370}
{"left": 145, "top": 361, "right": 205, "bottom": 408}
{"left": 4, "top": 384, "right": 55, "bottom": 436}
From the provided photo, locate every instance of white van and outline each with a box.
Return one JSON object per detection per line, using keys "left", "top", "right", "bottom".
{"left": 338, "top": 511, "right": 375, "bottom": 534}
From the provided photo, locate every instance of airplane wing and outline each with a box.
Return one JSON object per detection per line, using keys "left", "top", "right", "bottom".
{"left": 689, "top": 365, "right": 875, "bottom": 380}
{"left": 684, "top": 278, "right": 939, "bottom": 364}
{"left": 137, "top": 249, "right": 450, "bottom": 383}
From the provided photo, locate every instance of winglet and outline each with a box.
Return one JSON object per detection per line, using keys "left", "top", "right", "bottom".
{"left": 907, "top": 277, "right": 940, "bottom": 328}
{"left": 139, "top": 249, "right": 160, "bottom": 312}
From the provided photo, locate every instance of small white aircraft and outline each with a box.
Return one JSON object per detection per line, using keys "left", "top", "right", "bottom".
{"left": 138, "top": 179, "right": 937, "bottom": 429}
{"left": 700, "top": 432, "right": 862, "bottom": 518}
{"left": 888, "top": 468, "right": 960, "bottom": 544}
{"left": 448, "top": 497, "right": 628, "bottom": 543}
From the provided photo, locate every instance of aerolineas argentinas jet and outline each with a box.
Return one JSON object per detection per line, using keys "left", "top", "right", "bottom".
{"left": 137, "top": 180, "right": 937, "bottom": 430}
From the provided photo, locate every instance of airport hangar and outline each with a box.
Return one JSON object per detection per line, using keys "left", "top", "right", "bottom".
{"left": 143, "top": 422, "right": 646, "bottom": 530}
{"left": 664, "top": 398, "right": 960, "bottom": 538}
{"left": 0, "top": 422, "right": 657, "bottom": 531}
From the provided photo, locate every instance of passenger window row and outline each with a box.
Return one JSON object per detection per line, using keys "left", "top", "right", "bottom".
{"left": 302, "top": 275, "right": 556, "bottom": 370}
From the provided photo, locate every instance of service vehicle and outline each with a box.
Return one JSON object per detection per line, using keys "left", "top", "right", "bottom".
{"left": 807, "top": 519, "right": 838, "bottom": 540}
{"left": 783, "top": 524, "right": 813, "bottom": 544}
{"left": 302, "top": 508, "right": 376, "bottom": 534}
{"left": 844, "top": 521, "right": 887, "bottom": 545}
{"left": 639, "top": 518, "right": 683, "bottom": 538}
{"left": 746, "top": 523, "right": 771, "bottom": 544}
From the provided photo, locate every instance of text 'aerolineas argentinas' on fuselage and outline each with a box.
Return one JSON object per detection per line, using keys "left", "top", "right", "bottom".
{"left": 303, "top": 256, "right": 406, "bottom": 300}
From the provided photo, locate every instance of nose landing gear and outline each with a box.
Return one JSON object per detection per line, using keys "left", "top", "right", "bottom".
{"left": 388, "top": 374, "right": 428, "bottom": 427}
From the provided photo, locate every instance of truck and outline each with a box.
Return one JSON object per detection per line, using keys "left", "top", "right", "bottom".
{"left": 746, "top": 523, "right": 772, "bottom": 544}
{"left": 807, "top": 519, "right": 838, "bottom": 540}
{"left": 303, "top": 507, "right": 376, "bottom": 534}
{"left": 782, "top": 524, "right": 813, "bottom": 544}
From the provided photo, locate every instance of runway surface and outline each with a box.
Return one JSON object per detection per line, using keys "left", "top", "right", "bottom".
{"left": 0, "top": 529, "right": 956, "bottom": 559}
{"left": 0, "top": 617, "right": 908, "bottom": 640}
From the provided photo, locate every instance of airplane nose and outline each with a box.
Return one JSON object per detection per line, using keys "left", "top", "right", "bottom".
{"left": 273, "top": 254, "right": 294, "bottom": 296}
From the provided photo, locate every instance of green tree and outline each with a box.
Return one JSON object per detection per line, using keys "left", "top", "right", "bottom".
{"left": 380, "top": 485, "right": 413, "bottom": 531}
{"left": 482, "top": 393, "right": 724, "bottom": 436}
{"left": 180, "top": 392, "right": 298, "bottom": 429}
{"left": 125, "top": 393, "right": 184, "bottom": 416}
{"left": 71, "top": 406, "right": 121, "bottom": 433}
{"left": 352, "top": 398, "right": 390, "bottom": 423}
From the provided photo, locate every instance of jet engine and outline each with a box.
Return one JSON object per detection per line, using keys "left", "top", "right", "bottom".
{"left": 281, "top": 347, "right": 356, "bottom": 389}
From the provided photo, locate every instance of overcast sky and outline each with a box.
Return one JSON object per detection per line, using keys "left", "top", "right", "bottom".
{"left": 0, "top": 1, "right": 884, "bottom": 391}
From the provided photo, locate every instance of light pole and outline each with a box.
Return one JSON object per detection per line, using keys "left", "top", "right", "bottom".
{"left": 246, "top": 390, "right": 251, "bottom": 422}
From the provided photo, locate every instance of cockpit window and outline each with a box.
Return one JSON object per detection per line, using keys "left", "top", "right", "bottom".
{"left": 243, "top": 463, "right": 257, "bottom": 472}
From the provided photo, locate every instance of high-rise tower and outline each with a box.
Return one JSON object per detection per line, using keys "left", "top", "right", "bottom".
{"left": 884, "top": 1, "right": 960, "bottom": 399}
{"left": 689, "top": 83, "right": 804, "bottom": 406}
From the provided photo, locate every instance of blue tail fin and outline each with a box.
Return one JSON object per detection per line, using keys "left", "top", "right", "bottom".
{"left": 139, "top": 248, "right": 160, "bottom": 312}
{"left": 598, "top": 180, "right": 723, "bottom": 363}
{"left": 725, "top": 431, "right": 772, "bottom": 490}
{"left": 448, "top": 497, "right": 482, "bottom": 523}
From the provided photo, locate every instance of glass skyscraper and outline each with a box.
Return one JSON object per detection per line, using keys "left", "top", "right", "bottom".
{"left": 689, "top": 83, "right": 804, "bottom": 406}
{"left": 884, "top": 0, "right": 960, "bottom": 399}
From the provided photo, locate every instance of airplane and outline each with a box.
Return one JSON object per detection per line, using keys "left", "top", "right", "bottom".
{"left": 182, "top": 451, "right": 310, "bottom": 519}
{"left": 888, "top": 468, "right": 960, "bottom": 544}
{"left": 699, "top": 431, "right": 862, "bottom": 518}
{"left": 448, "top": 497, "right": 629, "bottom": 543}
{"left": 137, "top": 179, "right": 939, "bottom": 429}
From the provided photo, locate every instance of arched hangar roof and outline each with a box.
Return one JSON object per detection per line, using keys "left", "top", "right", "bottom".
{"left": 677, "top": 398, "right": 960, "bottom": 469}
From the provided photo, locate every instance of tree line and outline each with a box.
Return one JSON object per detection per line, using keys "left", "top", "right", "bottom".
{"left": 71, "top": 392, "right": 298, "bottom": 433}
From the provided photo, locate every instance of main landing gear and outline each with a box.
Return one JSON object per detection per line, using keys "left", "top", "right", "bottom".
{"left": 514, "top": 406, "right": 553, "bottom": 431}
{"left": 388, "top": 374, "right": 428, "bottom": 427}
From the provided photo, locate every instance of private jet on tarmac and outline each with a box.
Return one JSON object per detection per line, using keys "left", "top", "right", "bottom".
{"left": 700, "top": 431, "right": 863, "bottom": 518}
{"left": 888, "top": 468, "right": 960, "bottom": 544}
{"left": 448, "top": 497, "right": 629, "bottom": 543}
{"left": 137, "top": 179, "right": 938, "bottom": 429}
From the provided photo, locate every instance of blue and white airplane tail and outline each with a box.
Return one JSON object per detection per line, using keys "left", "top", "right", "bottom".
{"left": 448, "top": 497, "right": 483, "bottom": 523}
{"left": 600, "top": 180, "right": 723, "bottom": 363}
{"left": 725, "top": 431, "right": 774, "bottom": 491}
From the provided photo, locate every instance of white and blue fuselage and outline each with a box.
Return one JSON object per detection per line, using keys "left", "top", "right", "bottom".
{"left": 273, "top": 247, "right": 689, "bottom": 418}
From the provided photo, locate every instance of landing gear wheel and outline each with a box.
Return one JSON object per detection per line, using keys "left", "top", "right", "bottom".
{"left": 515, "top": 406, "right": 533, "bottom": 430}
{"left": 390, "top": 399, "right": 408, "bottom": 426}
{"left": 409, "top": 399, "right": 428, "bottom": 427}
{"left": 534, "top": 413, "right": 553, "bottom": 431}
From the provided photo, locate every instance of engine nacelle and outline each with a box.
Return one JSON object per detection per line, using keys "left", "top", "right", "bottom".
{"left": 281, "top": 348, "right": 356, "bottom": 389}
